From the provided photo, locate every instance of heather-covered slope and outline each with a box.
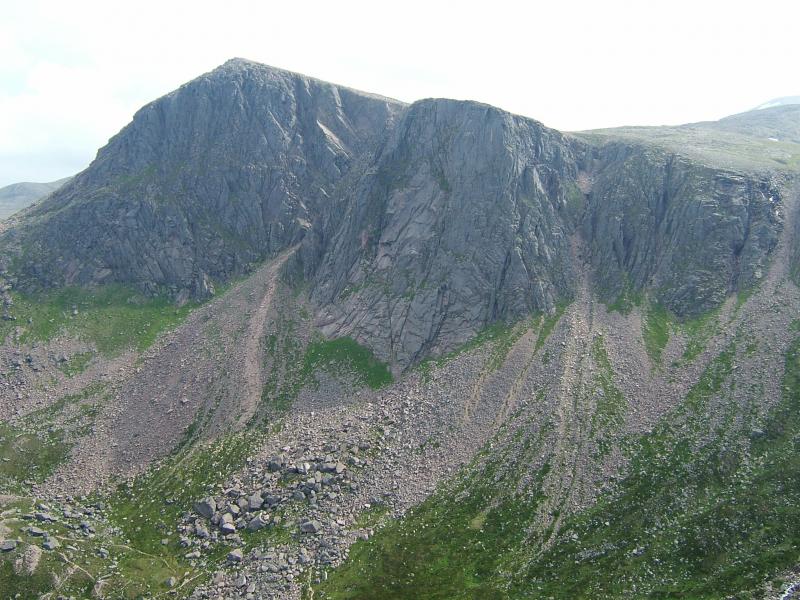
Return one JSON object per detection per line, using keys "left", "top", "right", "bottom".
{"left": 714, "top": 104, "right": 800, "bottom": 144}
{"left": 580, "top": 105, "right": 800, "bottom": 172}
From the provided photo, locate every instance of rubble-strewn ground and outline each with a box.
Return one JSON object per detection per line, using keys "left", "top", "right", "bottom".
{"left": 1, "top": 188, "right": 800, "bottom": 599}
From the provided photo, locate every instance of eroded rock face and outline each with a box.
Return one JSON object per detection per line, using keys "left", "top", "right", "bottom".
{"left": 306, "top": 99, "right": 580, "bottom": 366}
{"left": 580, "top": 142, "right": 784, "bottom": 316}
{"left": 0, "top": 59, "right": 790, "bottom": 368}
{"left": 0, "top": 58, "right": 404, "bottom": 297}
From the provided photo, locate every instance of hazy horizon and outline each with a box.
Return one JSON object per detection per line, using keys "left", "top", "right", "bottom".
{"left": 2, "top": 0, "right": 798, "bottom": 187}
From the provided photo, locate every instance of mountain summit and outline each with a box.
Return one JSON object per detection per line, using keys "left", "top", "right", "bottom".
{"left": 1, "top": 60, "right": 799, "bottom": 600}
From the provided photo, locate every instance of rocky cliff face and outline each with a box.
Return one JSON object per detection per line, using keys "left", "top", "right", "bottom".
{"left": 0, "top": 59, "right": 404, "bottom": 297}
{"left": 305, "top": 99, "right": 579, "bottom": 366}
{"left": 580, "top": 141, "right": 784, "bottom": 315}
{"left": 0, "top": 59, "right": 791, "bottom": 367}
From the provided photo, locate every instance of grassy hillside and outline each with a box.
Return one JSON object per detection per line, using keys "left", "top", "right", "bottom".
{"left": 0, "top": 285, "right": 196, "bottom": 354}
{"left": 316, "top": 334, "right": 800, "bottom": 599}
{"left": 578, "top": 105, "right": 800, "bottom": 172}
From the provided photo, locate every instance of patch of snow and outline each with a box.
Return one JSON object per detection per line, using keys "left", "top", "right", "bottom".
{"left": 316, "top": 120, "right": 347, "bottom": 154}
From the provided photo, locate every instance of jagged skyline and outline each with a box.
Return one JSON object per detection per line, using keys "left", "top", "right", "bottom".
{"left": 2, "top": 0, "right": 798, "bottom": 187}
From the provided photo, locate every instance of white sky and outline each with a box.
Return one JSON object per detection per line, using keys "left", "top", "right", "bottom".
{"left": 1, "top": 0, "right": 798, "bottom": 186}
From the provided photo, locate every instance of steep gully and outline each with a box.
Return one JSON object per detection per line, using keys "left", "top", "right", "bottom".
{"left": 237, "top": 246, "right": 298, "bottom": 428}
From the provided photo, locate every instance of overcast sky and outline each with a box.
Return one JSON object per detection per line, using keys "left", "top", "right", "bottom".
{"left": 1, "top": 0, "right": 798, "bottom": 187}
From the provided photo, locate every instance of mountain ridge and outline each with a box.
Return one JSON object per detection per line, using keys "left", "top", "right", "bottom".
{"left": 754, "top": 95, "right": 800, "bottom": 110}
{"left": 2, "top": 59, "right": 793, "bottom": 370}
{"left": 1, "top": 59, "right": 800, "bottom": 599}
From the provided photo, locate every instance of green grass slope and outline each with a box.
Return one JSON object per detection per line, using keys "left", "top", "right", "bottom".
{"left": 578, "top": 105, "right": 800, "bottom": 173}
{"left": 0, "top": 285, "right": 196, "bottom": 354}
{"left": 316, "top": 334, "right": 800, "bottom": 600}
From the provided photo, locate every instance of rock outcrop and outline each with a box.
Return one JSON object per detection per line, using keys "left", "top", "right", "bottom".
{"left": 0, "top": 58, "right": 404, "bottom": 297}
{"left": 580, "top": 141, "right": 784, "bottom": 315}
{"left": 0, "top": 58, "right": 792, "bottom": 367}
{"left": 305, "top": 99, "right": 579, "bottom": 365}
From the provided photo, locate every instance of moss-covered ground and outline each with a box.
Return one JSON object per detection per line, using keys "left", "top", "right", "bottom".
{"left": 0, "top": 285, "right": 196, "bottom": 355}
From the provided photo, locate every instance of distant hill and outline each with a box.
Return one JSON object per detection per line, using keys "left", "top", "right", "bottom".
{"left": 0, "top": 177, "right": 71, "bottom": 220}
{"left": 753, "top": 95, "right": 800, "bottom": 110}
{"left": 713, "top": 104, "right": 800, "bottom": 144}
{"left": 579, "top": 103, "right": 800, "bottom": 171}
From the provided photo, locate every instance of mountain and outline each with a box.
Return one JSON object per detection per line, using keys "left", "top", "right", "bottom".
{"left": 0, "top": 60, "right": 404, "bottom": 299}
{"left": 712, "top": 104, "right": 800, "bottom": 144}
{"left": 0, "top": 59, "right": 799, "bottom": 600}
{"left": 0, "top": 59, "right": 786, "bottom": 367}
{"left": 0, "top": 177, "right": 70, "bottom": 220}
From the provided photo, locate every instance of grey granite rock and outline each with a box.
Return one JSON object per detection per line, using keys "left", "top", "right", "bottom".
{"left": 305, "top": 98, "right": 579, "bottom": 367}
{"left": 0, "top": 58, "right": 791, "bottom": 370}
{"left": 0, "top": 58, "right": 403, "bottom": 301}
{"left": 193, "top": 497, "right": 216, "bottom": 519}
{"left": 578, "top": 141, "right": 783, "bottom": 316}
